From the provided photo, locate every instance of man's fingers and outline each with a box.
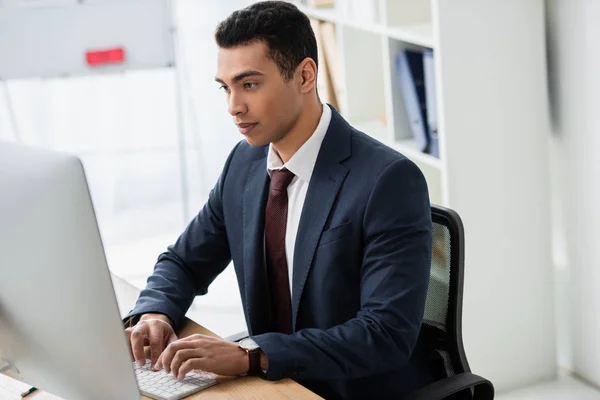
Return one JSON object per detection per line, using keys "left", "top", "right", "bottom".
{"left": 171, "top": 348, "right": 202, "bottom": 379}
{"left": 130, "top": 324, "right": 149, "bottom": 367}
{"left": 161, "top": 340, "right": 197, "bottom": 374}
{"left": 148, "top": 327, "right": 164, "bottom": 370}
{"left": 158, "top": 332, "right": 178, "bottom": 369}
{"left": 154, "top": 352, "right": 164, "bottom": 371}
{"left": 177, "top": 358, "right": 203, "bottom": 381}
{"left": 155, "top": 330, "right": 176, "bottom": 371}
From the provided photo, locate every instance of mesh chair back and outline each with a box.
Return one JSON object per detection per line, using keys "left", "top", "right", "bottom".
{"left": 419, "top": 205, "right": 469, "bottom": 380}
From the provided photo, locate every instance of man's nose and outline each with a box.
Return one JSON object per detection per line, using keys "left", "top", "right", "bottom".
{"left": 228, "top": 91, "right": 247, "bottom": 116}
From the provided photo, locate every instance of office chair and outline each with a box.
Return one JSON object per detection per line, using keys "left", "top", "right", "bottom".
{"left": 226, "top": 205, "right": 494, "bottom": 400}
{"left": 405, "top": 205, "right": 494, "bottom": 400}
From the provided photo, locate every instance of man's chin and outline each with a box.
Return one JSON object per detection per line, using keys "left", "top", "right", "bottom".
{"left": 244, "top": 136, "right": 269, "bottom": 147}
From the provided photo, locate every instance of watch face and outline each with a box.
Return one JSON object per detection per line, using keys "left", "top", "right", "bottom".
{"left": 239, "top": 338, "right": 260, "bottom": 351}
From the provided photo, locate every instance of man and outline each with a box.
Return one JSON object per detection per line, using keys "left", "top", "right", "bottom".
{"left": 124, "top": 1, "right": 434, "bottom": 398}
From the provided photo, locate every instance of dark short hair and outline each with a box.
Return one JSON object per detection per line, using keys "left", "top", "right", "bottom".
{"left": 215, "top": 1, "right": 318, "bottom": 80}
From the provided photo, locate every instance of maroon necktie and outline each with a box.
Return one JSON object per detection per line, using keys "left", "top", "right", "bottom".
{"left": 265, "top": 169, "right": 295, "bottom": 334}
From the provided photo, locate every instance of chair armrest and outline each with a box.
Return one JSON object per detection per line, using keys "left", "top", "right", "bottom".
{"left": 224, "top": 330, "right": 249, "bottom": 342}
{"left": 406, "top": 372, "right": 494, "bottom": 400}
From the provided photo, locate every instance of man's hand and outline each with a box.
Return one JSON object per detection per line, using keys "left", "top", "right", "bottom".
{"left": 157, "top": 334, "right": 250, "bottom": 380}
{"left": 125, "top": 313, "right": 178, "bottom": 370}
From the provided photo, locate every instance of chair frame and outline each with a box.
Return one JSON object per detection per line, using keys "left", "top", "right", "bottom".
{"left": 407, "top": 205, "right": 493, "bottom": 399}
{"left": 432, "top": 205, "right": 470, "bottom": 375}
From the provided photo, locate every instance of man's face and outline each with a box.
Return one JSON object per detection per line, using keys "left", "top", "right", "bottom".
{"left": 216, "top": 41, "right": 302, "bottom": 147}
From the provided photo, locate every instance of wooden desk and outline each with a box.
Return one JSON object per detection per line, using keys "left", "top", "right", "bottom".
{"left": 163, "top": 318, "right": 319, "bottom": 400}
{"left": 0, "top": 274, "right": 321, "bottom": 399}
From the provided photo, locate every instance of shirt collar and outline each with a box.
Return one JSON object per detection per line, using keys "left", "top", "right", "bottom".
{"left": 266, "top": 104, "right": 332, "bottom": 183}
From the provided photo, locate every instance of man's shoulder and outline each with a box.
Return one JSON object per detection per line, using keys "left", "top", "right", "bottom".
{"left": 347, "top": 124, "right": 415, "bottom": 174}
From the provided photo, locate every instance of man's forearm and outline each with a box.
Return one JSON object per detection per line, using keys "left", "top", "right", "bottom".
{"left": 252, "top": 309, "right": 422, "bottom": 382}
{"left": 125, "top": 260, "right": 199, "bottom": 330}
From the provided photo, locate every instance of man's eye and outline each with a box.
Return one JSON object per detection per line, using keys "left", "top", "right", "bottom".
{"left": 243, "top": 82, "right": 257, "bottom": 89}
{"left": 219, "top": 85, "right": 230, "bottom": 93}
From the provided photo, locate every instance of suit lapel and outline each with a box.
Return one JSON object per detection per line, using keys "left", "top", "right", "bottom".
{"left": 242, "top": 151, "right": 271, "bottom": 335}
{"left": 291, "top": 107, "right": 351, "bottom": 331}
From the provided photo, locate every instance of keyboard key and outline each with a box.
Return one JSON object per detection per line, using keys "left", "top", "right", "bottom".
{"left": 134, "top": 360, "right": 217, "bottom": 400}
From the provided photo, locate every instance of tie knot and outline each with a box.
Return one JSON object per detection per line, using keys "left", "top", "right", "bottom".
{"left": 270, "top": 169, "right": 295, "bottom": 192}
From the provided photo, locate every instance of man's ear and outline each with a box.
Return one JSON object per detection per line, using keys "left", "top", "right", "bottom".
{"left": 297, "top": 57, "right": 317, "bottom": 94}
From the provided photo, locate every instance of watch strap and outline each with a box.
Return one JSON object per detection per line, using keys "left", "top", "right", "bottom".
{"left": 247, "top": 349, "right": 263, "bottom": 376}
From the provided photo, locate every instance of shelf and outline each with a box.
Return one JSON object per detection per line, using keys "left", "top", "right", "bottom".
{"left": 385, "top": 23, "right": 434, "bottom": 49}
{"left": 297, "top": 3, "right": 435, "bottom": 49}
{"left": 392, "top": 138, "right": 441, "bottom": 170}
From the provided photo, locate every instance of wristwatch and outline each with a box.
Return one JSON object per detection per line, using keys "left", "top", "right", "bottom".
{"left": 238, "top": 338, "right": 263, "bottom": 376}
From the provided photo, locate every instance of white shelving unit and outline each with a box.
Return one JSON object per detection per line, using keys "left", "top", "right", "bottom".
{"left": 297, "top": 0, "right": 443, "bottom": 203}
{"left": 297, "top": 0, "right": 556, "bottom": 393}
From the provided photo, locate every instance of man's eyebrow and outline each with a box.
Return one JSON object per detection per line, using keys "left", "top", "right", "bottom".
{"left": 215, "top": 70, "right": 264, "bottom": 85}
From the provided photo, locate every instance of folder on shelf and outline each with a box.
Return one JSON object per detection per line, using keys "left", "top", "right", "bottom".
{"left": 423, "top": 49, "right": 439, "bottom": 158}
{"left": 396, "top": 49, "right": 429, "bottom": 152}
{"left": 318, "top": 21, "right": 343, "bottom": 112}
{"left": 311, "top": 19, "right": 337, "bottom": 110}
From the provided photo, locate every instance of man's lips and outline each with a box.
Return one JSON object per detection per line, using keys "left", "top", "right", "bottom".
{"left": 236, "top": 123, "right": 257, "bottom": 135}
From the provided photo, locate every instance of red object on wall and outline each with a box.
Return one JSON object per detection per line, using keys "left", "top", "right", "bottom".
{"left": 85, "top": 48, "right": 126, "bottom": 66}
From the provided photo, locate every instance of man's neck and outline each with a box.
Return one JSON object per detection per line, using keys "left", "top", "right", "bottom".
{"left": 272, "top": 101, "right": 323, "bottom": 164}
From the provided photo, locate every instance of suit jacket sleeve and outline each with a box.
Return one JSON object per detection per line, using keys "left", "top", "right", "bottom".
{"left": 124, "top": 142, "right": 240, "bottom": 330}
{"left": 252, "top": 158, "right": 432, "bottom": 381}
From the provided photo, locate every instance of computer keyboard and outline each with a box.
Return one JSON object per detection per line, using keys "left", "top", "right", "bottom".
{"left": 134, "top": 360, "right": 218, "bottom": 400}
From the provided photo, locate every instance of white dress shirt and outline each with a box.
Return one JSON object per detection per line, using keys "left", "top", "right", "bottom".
{"left": 266, "top": 104, "right": 332, "bottom": 294}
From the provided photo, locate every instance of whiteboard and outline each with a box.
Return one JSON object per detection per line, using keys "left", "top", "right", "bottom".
{"left": 0, "top": 0, "right": 175, "bottom": 79}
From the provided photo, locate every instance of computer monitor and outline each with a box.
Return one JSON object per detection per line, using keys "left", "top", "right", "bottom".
{"left": 0, "top": 142, "right": 140, "bottom": 399}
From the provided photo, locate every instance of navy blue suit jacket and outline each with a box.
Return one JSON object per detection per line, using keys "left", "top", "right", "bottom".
{"left": 128, "top": 106, "right": 434, "bottom": 399}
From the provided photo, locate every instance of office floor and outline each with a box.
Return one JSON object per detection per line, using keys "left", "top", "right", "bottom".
{"left": 497, "top": 374, "right": 600, "bottom": 399}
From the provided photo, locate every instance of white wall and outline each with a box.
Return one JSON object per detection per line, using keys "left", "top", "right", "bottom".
{"left": 436, "top": 0, "right": 557, "bottom": 391}
{"left": 546, "top": 0, "right": 600, "bottom": 385}
{"left": 0, "top": 0, "right": 253, "bottom": 337}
